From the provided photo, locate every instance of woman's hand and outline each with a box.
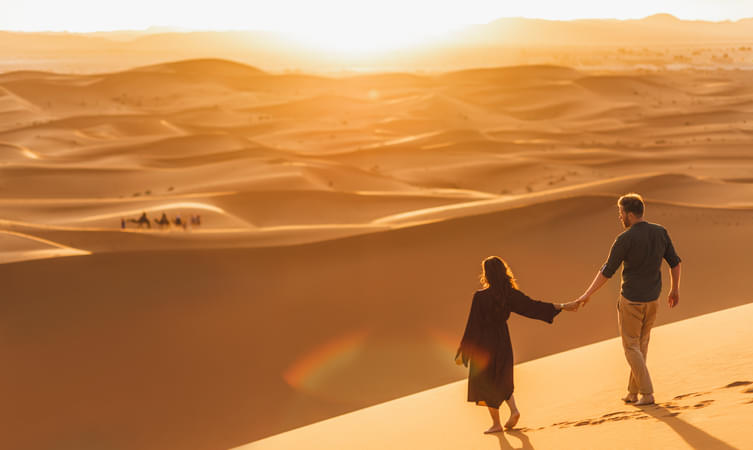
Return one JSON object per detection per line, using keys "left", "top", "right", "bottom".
{"left": 454, "top": 348, "right": 465, "bottom": 366}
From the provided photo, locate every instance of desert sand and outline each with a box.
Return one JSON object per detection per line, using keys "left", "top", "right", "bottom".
{"left": 2, "top": 57, "right": 753, "bottom": 450}
{"left": 237, "top": 302, "right": 753, "bottom": 450}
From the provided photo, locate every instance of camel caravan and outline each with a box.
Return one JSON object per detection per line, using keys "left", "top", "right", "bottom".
{"left": 121, "top": 212, "right": 202, "bottom": 230}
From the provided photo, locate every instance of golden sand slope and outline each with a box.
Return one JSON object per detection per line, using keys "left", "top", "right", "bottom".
{"left": 237, "top": 302, "right": 753, "bottom": 450}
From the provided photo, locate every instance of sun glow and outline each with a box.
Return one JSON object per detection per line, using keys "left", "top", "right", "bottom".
{"left": 288, "top": 25, "right": 451, "bottom": 54}
{"left": 3, "top": 1, "right": 753, "bottom": 52}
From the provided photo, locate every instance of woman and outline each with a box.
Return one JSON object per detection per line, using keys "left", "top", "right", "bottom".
{"left": 455, "top": 256, "right": 578, "bottom": 433}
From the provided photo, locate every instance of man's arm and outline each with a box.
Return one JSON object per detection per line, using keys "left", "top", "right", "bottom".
{"left": 668, "top": 262, "right": 681, "bottom": 308}
{"left": 577, "top": 234, "right": 626, "bottom": 307}
{"left": 576, "top": 271, "right": 609, "bottom": 307}
{"left": 663, "top": 228, "right": 682, "bottom": 309}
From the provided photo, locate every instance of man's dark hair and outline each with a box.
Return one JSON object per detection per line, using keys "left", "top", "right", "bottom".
{"left": 618, "top": 193, "right": 644, "bottom": 217}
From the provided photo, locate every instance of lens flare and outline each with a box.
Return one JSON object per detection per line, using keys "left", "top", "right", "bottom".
{"left": 283, "top": 329, "right": 370, "bottom": 392}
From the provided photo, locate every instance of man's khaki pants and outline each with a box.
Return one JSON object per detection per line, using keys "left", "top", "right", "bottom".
{"left": 618, "top": 296, "right": 658, "bottom": 395}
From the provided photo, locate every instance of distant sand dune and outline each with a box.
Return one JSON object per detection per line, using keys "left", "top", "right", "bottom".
{"left": 0, "top": 229, "right": 89, "bottom": 263}
{"left": 0, "top": 141, "right": 41, "bottom": 161}
{"left": 1, "top": 114, "right": 182, "bottom": 138}
{"left": 130, "top": 58, "right": 266, "bottom": 78}
{"left": 438, "top": 65, "right": 581, "bottom": 85}
{"left": 575, "top": 74, "right": 679, "bottom": 96}
{"left": 247, "top": 94, "right": 375, "bottom": 118}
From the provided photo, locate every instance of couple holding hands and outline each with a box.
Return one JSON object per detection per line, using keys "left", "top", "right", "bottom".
{"left": 455, "top": 193, "right": 682, "bottom": 433}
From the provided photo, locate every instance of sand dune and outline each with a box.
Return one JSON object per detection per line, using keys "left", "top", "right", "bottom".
{"left": 438, "top": 65, "right": 581, "bottom": 85}
{"left": 3, "top": 58, "right": 753, "bottom": 449}
{"left": 3, "top": 194, "right": 753, "bottom": 449}
{"left": 0, "top": 229, "right": 89, "bottom": 263}
{"left": 126, "top": 59, "right": 266, "bottom": 79}
{"left": 92, "top": 59, "right": 267, "bottom": 98}
{"left": 238, "top": 302, "right": 753, "bottom": 450}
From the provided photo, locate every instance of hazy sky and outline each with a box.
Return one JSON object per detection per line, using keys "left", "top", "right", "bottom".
{"left": 4, "top": 0, "right": 753, "bottom": 33}
{"left": 4, "top": 0, "right": 753, "bottom": 52}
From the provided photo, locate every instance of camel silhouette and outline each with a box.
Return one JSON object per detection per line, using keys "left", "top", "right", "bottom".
{"left": 154, "top": 213, "right": 170, "bottom": 229}
{"left": 128, "top": 212, "right": 151, "bottom": 229}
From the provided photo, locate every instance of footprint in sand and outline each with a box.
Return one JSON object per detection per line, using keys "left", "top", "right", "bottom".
{"left": 740, "top": 385, "right": 753, "bottom": 404}
{"left": 662, "top": 402, "right": 689, "bottom": 410}
{"left": 540, "top": 382, "right": 753, "bottom": 432}
{"left": 610, "top": 415, "right": 635, "bottom": 421}
{"left": 658, "top": 398, "right": 714, "bottom": 411}
{"left": 551, "top": 420, "right": 578, "bottom": 428}
{"left": 553, "top": 410, "right": 644, "bottom": 428}
{"left": 550, "top": 396, "right": 722, "bottom": 430}
{"left": 672, "top": 391, "right": 709, "bottom": 400}
{"left": 721, "top": 381, "right": 753, "bottom": 404}
{"left": 672, "top": 393, "right": 697, "bottom": 400}
{"left": 692, "top": 400, "right": 714, "bottom": 408}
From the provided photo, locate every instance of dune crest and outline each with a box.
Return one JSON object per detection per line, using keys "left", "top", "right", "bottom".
{"left": 0, "top": 229, "right": 89, "bottom": 263}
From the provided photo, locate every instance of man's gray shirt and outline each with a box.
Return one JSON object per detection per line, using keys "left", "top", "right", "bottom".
{"left": 601, "top": 221, "right": 681, "bottom": 302}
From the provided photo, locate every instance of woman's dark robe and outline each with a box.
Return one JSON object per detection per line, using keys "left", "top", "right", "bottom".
{"left": 456, "top": 288, "right": 560, "bottom": 408}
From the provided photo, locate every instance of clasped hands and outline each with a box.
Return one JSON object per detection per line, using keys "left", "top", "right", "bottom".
{"left": 560, "top": 300, "right": 581, "bottom": 312}
{"left": 559, "top": 295, "right": 590, "bottom": 312}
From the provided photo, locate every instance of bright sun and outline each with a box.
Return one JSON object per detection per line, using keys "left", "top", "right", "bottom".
{"left": 287, "top": 23, "right": 453, "bottom": 54}
{"left": 244, "top": 0, "right": 470, "bottom": 55}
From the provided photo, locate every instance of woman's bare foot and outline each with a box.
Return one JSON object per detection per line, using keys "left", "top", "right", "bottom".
{"left": 504, "top": 411, "right": 520, "bottom": 429}
{"left": 635, "top": 394, "right": 655, "bottom": 406}
{"left": 484, "top": 424, "right": 504, "bottom": 434}
{"left": 485, "top": 406, "right": 503, "bottom": 433}
{"left": 622, "top": 393, "right": 638, "bottom": 403}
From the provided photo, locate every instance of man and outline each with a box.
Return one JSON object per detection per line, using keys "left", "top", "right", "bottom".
{"left": 575, "top": 193, "right": 682, "bottom": 406}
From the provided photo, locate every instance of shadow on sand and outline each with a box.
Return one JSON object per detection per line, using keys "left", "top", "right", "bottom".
{"left": 494, "top": 429, "right": 534, "bottom": 450}
{"left": 641, "top": 404, "right": 738, "bottom": 450}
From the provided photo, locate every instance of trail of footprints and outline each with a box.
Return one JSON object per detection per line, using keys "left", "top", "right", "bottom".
{"left": 517, "top": 381, "right": 753, "bottom": 432}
